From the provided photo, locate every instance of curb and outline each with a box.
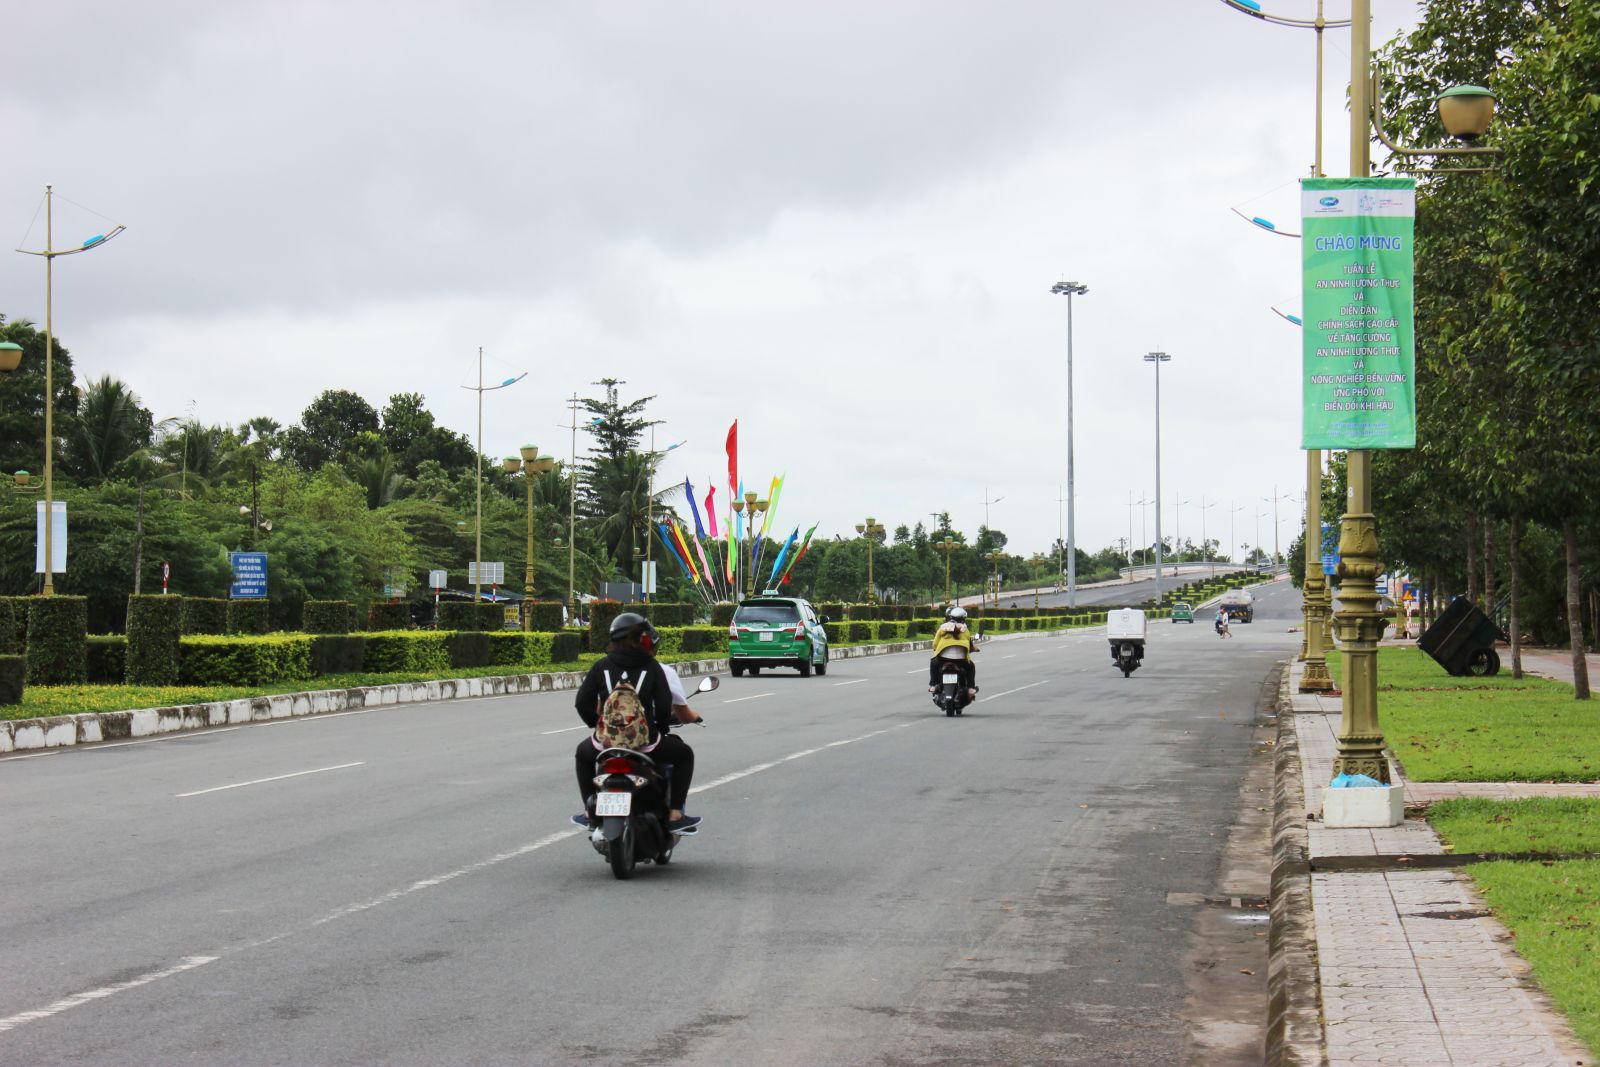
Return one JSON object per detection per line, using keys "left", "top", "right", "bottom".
{"left": 0, "top": 641, "right": 937, "bottom": 755}
{"left": 1265, "top": 665, "right": 1327, "bottom": 1067}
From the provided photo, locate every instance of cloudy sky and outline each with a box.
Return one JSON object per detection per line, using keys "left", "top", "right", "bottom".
{"left": 2, "top": 1, "right": 1422, "bottom": 565}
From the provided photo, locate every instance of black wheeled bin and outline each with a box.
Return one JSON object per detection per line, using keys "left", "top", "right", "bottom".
{"left": 1417, "top": 598, "right": 1502, "bottom": 676}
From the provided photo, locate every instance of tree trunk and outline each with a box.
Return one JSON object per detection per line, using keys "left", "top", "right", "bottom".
{"left": 132, "top": 485, "right": 145, "bottom": 595}
{"left": 1465, "top": 513, "right": 1479, "bottom": 605}
{"left": 1509, "top": 517, "right": 1522, "bottom": 680}
{"left": 1564, "top": 518, "right": 1590, "bottom": 700}
{"left": 1483, "top": 520, "right": 1496, "bottom": 619}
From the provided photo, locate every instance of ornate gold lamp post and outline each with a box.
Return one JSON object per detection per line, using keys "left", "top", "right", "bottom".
{"left": 1029, "top": 553, "right": 1048, "bottom": 611}
{"left": 504, "top": 447, "right": 557, "bottom": 631}
{"left": 741, "top": 493, "right": 771, "bottom": 598}
{"left": 984, "top": 550, "right": 1006, "bottom": 608}
{"left": 853, "top": 517, "right": 885, "bottom": 603}
{"left": 935, "top": 535, "right": 959, "bottom": 605}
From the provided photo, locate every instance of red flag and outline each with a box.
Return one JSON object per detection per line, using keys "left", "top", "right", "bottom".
{"left": 725, "top": 420, "right": 738, "bottom": 498}
{"left": 705, "top": 483, "right": 719, "bottom": 539}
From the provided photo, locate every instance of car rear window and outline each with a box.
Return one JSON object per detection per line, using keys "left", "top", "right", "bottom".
{"left": 735, "top": 603, "right": 800, "bottom": 625}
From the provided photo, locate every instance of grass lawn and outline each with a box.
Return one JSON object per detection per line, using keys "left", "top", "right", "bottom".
{"left": 1326, "top": 647, "right": 1600, "bottom": 782}
{"left": 1467, "top": 859, "right": 1600, "bottom": 1056}
{"left": 1429, "top": 797, "right": 1600, "bottom": 855}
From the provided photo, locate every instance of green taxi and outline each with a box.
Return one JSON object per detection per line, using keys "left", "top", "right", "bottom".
{"left": 727, "top": 596, "right": 829, "bottom": 677}
{"left": 1170, "top": 601, "right": 1195, "bottom": 623}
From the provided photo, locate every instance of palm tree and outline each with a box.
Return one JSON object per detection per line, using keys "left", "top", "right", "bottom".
{"left": 351, "top": 451, "right": 403, "bottom": 509}
{"left": 67, "top": 375, "right": 154, "bottom": 483}
{"left": 153, "top": 419, "right": 232, "bottom": 498}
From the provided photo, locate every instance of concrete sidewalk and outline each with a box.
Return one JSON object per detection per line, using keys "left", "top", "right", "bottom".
{"left": 1271, "top": 659, "right": 1596, "bottom": 1066}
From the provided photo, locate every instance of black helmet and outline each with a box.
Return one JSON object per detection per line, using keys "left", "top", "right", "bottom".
{"left": 608, "top": 611, "right": 659, "bottom": 650}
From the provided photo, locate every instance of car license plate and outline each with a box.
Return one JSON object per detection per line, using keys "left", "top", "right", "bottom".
{"left": 942, "top": 673, "right": 960, "bottom": 684}
{"left": 595, "top": 792, "right": 631, "bottom": 817}
{"left": 759, "top": 631, "right": 774, "bottom": 642}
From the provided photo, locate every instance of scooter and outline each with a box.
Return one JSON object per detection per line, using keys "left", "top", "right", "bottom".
{"left": 585, "top": 675, "right": 717, "bottom": 880}
{"left": 1106, "top": 608, "right": 1147, "bottom": 679}
{"left": 932, "top": 660, "right": 974, "bottom": 717}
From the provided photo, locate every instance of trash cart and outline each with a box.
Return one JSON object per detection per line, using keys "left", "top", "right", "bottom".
{"left": 1417, "top": 597, "right": 1503, "bottom": 676}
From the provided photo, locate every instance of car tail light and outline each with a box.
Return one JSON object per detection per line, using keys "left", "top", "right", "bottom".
{"left": 728, "top": 624, "right": 738, "bottom": 638}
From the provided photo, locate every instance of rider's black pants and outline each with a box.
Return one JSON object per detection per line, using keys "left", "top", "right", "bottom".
{"left": 575, "top": 733, "right": 695, "bottom": 812}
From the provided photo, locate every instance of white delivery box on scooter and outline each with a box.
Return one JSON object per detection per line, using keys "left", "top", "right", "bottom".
{"left": 1106, "top": 609, "right": 1147, "bottom": 641}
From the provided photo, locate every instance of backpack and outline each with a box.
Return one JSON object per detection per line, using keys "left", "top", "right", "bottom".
{"left": 595, "top": 669, "right": 653, "bottom": 750}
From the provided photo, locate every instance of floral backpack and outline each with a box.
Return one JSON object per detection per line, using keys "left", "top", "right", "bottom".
{"left": 595, "top": 669, "right": 653, "bottom": 750}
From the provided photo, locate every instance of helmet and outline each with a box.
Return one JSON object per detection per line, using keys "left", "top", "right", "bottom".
{"left": 608, "top": 611, "right": 660, "bottom": 651}
{"left": 946, "top": 606, "right": 968, "bottom": 621}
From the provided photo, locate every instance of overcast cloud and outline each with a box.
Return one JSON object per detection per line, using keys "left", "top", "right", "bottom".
{"left": 2, "top": 1, "right": 1423, "bottom": 564}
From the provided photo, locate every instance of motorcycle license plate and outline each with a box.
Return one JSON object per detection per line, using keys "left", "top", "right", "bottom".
{"left": 759, "top": 631, "right": 774, "bottom": 642}
{"left": 595, "top": 792, "right": 632, "bottom": 817}
{"left": 942, "top": 673, "right": 960, "bottom": 684}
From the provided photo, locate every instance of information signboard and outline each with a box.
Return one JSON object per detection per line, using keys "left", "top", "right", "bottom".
{"left": 230, "top": 552, "right": 268, "bottom": 599}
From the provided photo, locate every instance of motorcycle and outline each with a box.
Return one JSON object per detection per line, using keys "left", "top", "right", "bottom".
{"left": 932, "top": 660, "right": 973, "bottom": 717}
{"left": 585, "top": 675, "right": 717, "bottom": 880}
{"left": 1106, "top": 608, "right": 1147, "bottom": 679}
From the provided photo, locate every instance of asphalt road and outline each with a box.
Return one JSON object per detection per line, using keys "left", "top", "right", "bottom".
{"left": 1, "top": 580, "right": 1302, "bottom": 1066}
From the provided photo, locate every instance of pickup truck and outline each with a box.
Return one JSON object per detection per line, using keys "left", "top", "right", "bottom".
{"left": 1220, "top": 590, "right": 1255, "bottom": 623}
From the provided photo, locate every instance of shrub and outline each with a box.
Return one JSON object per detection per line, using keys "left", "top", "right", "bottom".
{"left": 678, "top": 628, "right": 705, "bottom": 654}
{"left": 180, "top": 634, "right": 314, "bottom": 686}
{"left": 564, "top": 627, "right": 590, "bottom": 655}
{"left": 310, "top": 635, "right": 366, "bottom": 675}
{"left": 26, "top": 596, "right": 87, "bottom": 685}
{"left": 549, "top": 631, "right": 582, "bottom": 663}
{"left": 487, "top": 631, "right": 549, "bottom": 667}
{"left": 824, "top": 622, "right": 846, "bottom": 644}
{"left": 436, "top": 602, "right": 482, "bottom": 632}
{"left": 126, "top": 595, "right": 184, "bottom": 685}
{"left": 362, "top": 631, "right": 450, "bottom": 673}
{"left": 0, "top": 655, "right": 24, "bottom": 705}
{"left": 227, "top": 599, "right": 270, "bottom": 635}
{"left": 303, "top": 599, "right": 357, "bottom": 634}
{"left": 527, "top": 602, "right": 565, "bottom": 631}
{"left": 87, "top": 635, "right": 128, "bottom": 683}
{"left": 848, "top": 621, "right": 872, "bottom": 642}
{"left": 710, "top": 603, "right": 736, "bottom": 626}
{"left": 0, "top": 597, "right": 24, "bottom": 654}
{"left": 816, "top": 602, "right": 845, "bottom": 622}
{"left": 181, "top": 597, "right": 230, "bottom": 635}
{"left": 588, "top": 601, "right": 625, "bottom": 646}
{"left": 367, "top": 602, "right": 409, "bottom": 632}
{"left": 446, "top": 631, "right": 493, "bottom": 669}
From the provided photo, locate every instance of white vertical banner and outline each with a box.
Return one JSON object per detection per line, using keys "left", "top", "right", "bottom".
{"left": 35, "top": 500, "right": 67, "bottom": 574}
{"left": 641, "top": 561, "right": 657, "bottom": 595}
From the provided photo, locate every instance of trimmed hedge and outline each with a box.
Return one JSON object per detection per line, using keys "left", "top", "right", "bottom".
{"left": 227, "top": 599, "right": 270, "bottom": 635}
{"left": 816, "top": 603, "right": 845, "bottom": 622}
{"left": 710, "top": 603, "right": 736, "bottom": 626}
{"left": 0, "top": 654, "right": 23, "bottom": 705}
{"left": 436, "top": 601, "right": 504, "bottom": 632}
{"left": 446, "top": 631, "right": 493, "bottom": 669}
{"left": 0, "top": 597, "right": 25, "bottom": 655}
{"left": 26, "top": 596, "right": 87, "bottom": 685}
{"left": 181, "top": 597, "right": 230, "bottom": 635}
{"left": 587, "top": 601, "right": 626, "bottom": 646}
{"left": 87, "top": 635, "right": 128, "bottom": 683}
{"left": 527, "top": 602, "right": 565, "bottom": 631}
{"left": 180, "top": 634, "right": 314, "bottom": 686}
{"left": 367, "top": 602, "right": 409, "bottom": 632}
{"left": 847, "top": 621, "right": 872, "bottom": 642}
{"left": 550, "top": 631, "right": 581, "bottom": 663}
{"left": 303, "top": 599, "right": 357, "bottom": 634}
{"left": 362, "top": 631, "right": 451, "bottom": 673}
{"left": 486, "top": 632, "right": 547, "bottom": 667}
{"left": 310, "top": 635, "right": 366, "bottom": 675}
{"left": 126, "top": 594, "right": 184, "bottom": 685}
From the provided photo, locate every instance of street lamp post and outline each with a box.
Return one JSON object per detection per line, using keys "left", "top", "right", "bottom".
{"left": 642, "top": 427, "right": 685, "bottom": 603}
{"left": 462, "top": 347, "right": 525, "bottom": 603}
{"left": 985, "top": 550, "right": 1006, "bottom": 608}
{"left": 854, "top": 517, "right": 885, "bottom": 603}
{"left": 1264, "top": 486, "right": 1294, "bottom": 566}
{"left": 935, "top": 535, "right": 959, "bottom": 605}
{"left": 1051, "top": 280, "right": 1088, "bottom": 608}
{"left": 1029, "top": 553, "right": 1048, "bottom": 611}
{"left": 745, "top": 494, "right": 770, "bottom": 598}
{"left": 1200, "top": 497, "right": 1218, "bottom": 578}
{"left": 1230, "top": 502, "right": 1245, "bottom": 571}
{"left": 1144, "top": 352, "right": 1172, "bottom": 603}
{"left": 15, "top": 185, "right": 125, "bottom": 596}
{"left": 504, "top": 447, "right": 557, "bottom": 631}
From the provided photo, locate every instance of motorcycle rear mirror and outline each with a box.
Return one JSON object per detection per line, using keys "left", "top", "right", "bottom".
{"left": 695, "top": 676, "right": 721, "bottom": 694}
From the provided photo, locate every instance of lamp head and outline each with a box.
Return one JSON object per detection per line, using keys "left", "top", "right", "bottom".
{"left": 503, "top": 457, "right": 522, "bottom": 474}
{"left": 535, "top": 455, "right": 557, "bottom": 474}
{"left": 519, "top": 444, "right": 540, "bottom": 462}
{"left": 15, "top": 470, "right": 31, "bottom": 486}
{"left": 0, "top": 342, "right": 22, "bottom": 373}
{"left": 1436, "top": 85, "right": 1495, "bottom": 141}
{"left": 744, "top": 491, "right": 758, "bottom": 506}
{"left": 1050, "top": 280, "right": 1088, "bottom": 297}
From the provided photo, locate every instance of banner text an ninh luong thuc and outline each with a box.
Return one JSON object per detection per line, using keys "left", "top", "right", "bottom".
{"left": 1301, "top": 177, "right": 1416, "bottom": 449}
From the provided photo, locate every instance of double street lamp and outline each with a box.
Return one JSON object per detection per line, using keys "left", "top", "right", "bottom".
{"left": 935, "top": 534, "right": 959, "bottom": 605}
{"left": 504, "top": 447, "right": 556, "bottom": 631}
{"left": 1143, "top": 351, "right": 1172, "bottom": 603}
{"left": 854, "top": 517, "right": 885, "bottom": 603}
{"left": 1050, "top": 280, "right": 1088, "bottom": 608}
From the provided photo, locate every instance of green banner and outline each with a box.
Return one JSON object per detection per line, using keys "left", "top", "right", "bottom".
{"left": 1301, "top": 177, "right": 1416, "bottom": 449}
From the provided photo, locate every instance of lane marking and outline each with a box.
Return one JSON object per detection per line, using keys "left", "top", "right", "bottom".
{"left": 691, "top": 722, "right": 920, "bottom": 794}
{"left": 1031, "top": 649, "right": 1047, "bottom": 655}
{"left": 175, "top": 762, "right": 365, "bottom": 798}
{"left": 977, "top": 680, "right": 1050, "bottom": 704}
{"left": 89, "top": 728, "right": 243, "bottom": 750}
{"left": 904, "top": 669, "right": 924, "bottom": 675}
{"left": 1001, "top": 655, "right": 1016, "bottom": 660}
{"left": 0, "top": 749, "right": 63, "bottom": 762}
{"left": 721, "top": 693, "right": 773, "bottom": 704}
{"left": 0, "top": 955, "right": 219, "bottom": 1033}
{"left": 831, "top": 679, "right": 867, "bottom": 687}
{"left": 540, "top": 725, "right": 589, "bottom": 735}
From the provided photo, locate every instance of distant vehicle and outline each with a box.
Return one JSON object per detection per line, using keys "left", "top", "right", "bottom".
{"left": 728, "top": 596, "right": 830, "bottom": 677}
{"left": 1256, "top": 559, "right": 1275, "bottom": 573}
{"left": 1107, "top": 608, "right": 1147, "bottom": 677}
{"left": 1220, "top": 590, "right": 1255, "bottom": 623}
{"left": 1170, "top": 602, "right": 1195, "bottom": 623}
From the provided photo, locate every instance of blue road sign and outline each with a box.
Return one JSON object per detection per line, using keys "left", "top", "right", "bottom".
{"left": 231, "top": 552, "right": 268, "bottom": 599}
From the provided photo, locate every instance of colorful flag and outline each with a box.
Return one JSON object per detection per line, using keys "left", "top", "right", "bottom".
{"left": 704, "top": 482, "right": 719, "bottom": 539}
{"left": 689, "top": 525, "right": 717, "bottom": 591}
{"left": 779, "top": 523, "right": 820, "bottom": 584}
{"left": 767, "top": 526, "right": 800, "bottom": 586}
{"left": 669, "top": 520, "right": 700, "bottom": 583}
{"left": 725, "top": 420, "right": 738, "bottom": 498}
{"left": 685, "top": 477, "right": 706, "bottom": 539}
{"left": 657, "top": 523, "right": 693, "bottom": 580}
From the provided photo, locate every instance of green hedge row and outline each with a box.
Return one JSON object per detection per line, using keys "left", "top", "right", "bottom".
{"left": 0, "top": 654, "right": 23, "bottom": 705}
{"left": 435, "top": 602, "right": 505, "bottom": 632}
{"left": 303, "top": 599, "right": 357, "bottom": 634}
{"left": 26, "top": 597, "right": 87, "bottom": 685}
{"left": 181, "top": 597, "right": 230, "bottom": 635}
{"left": 87, "top": 635, "right": 128, "bottom": 683}
{"left": 0, "top": 597, "right": 24, "bottom": 655}
{"left": 180, "top": 634, "right": 315, "bottom": 686}
{"left": 367, "top": 602, "right": 409, "bottom": 631}
{"left": 127, "top": 595, "right": 183, "bottom": 685}
{"left": 228, "top": 599, "right": 271, "bottom": 635}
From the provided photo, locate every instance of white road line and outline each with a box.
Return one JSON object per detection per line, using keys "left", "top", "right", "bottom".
{"left": 89, "top": 727, "right": 243, "bottom": 749}
{"left": 0, "top": 955, "right": 219, "bottom": 1033}
{"left": 691, "top": 722, "right": 920, "bottom": 794}
{"left": 904, "top": 668, "right": 924, "bottom": 674}
{"left": 0, "top": 749, "right": 63, "bottom": 762}
{"left": 832, "top": 679, "right": 867, "bottom": 687}
{"left": 1031, "top": 649, "right": 1047, "bottom": 654}
{"left": 1001, "top": 655, "right": 1016, "bottom": 660}
{"left": 721, "top": 693, "right": 773, "bottom": 704}
{"left": 541, "top": 725, "right": 588, "bottom": 735}
{"left": 977, "top": 680, "right": 1050, "bottom": 704}
{"left": 175, "top": 761, "right": 365, "bottom": 798}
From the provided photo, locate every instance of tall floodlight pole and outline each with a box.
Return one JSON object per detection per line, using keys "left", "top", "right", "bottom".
{"left": 565, "top": 394, "right": 581, "bottom": 618}
{"left": 1144, "top": 352, "right": 1172, "bottom": 604}
{"left": 462, "top": 347, "right": 525, "bottom": 602}
{"left": 1051, "top": 280, "right": 1088, "bottom": 608}
{"left": 16, "top": 185, "right": 125, "bottom": 596}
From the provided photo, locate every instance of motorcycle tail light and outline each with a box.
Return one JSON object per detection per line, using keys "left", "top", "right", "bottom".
{"left": 601, "top": 757, "right": 635, "bottom": 774}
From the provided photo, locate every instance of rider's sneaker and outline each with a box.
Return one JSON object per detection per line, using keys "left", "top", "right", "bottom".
{"left": 570, "top": 813, "right": 590, "bottom": 828}
{"left": 668, "top": 815, "right": 702, "bottom": 835}
{"left": 967, "top": 688, "right": 978, "bottom": 700}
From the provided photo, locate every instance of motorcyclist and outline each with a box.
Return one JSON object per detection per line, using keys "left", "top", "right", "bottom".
{"left": 571, "top": 612, "right": 701, "bottom": 833}
{"left": 928, "top": 605, "right": 979, "bottom": 699}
